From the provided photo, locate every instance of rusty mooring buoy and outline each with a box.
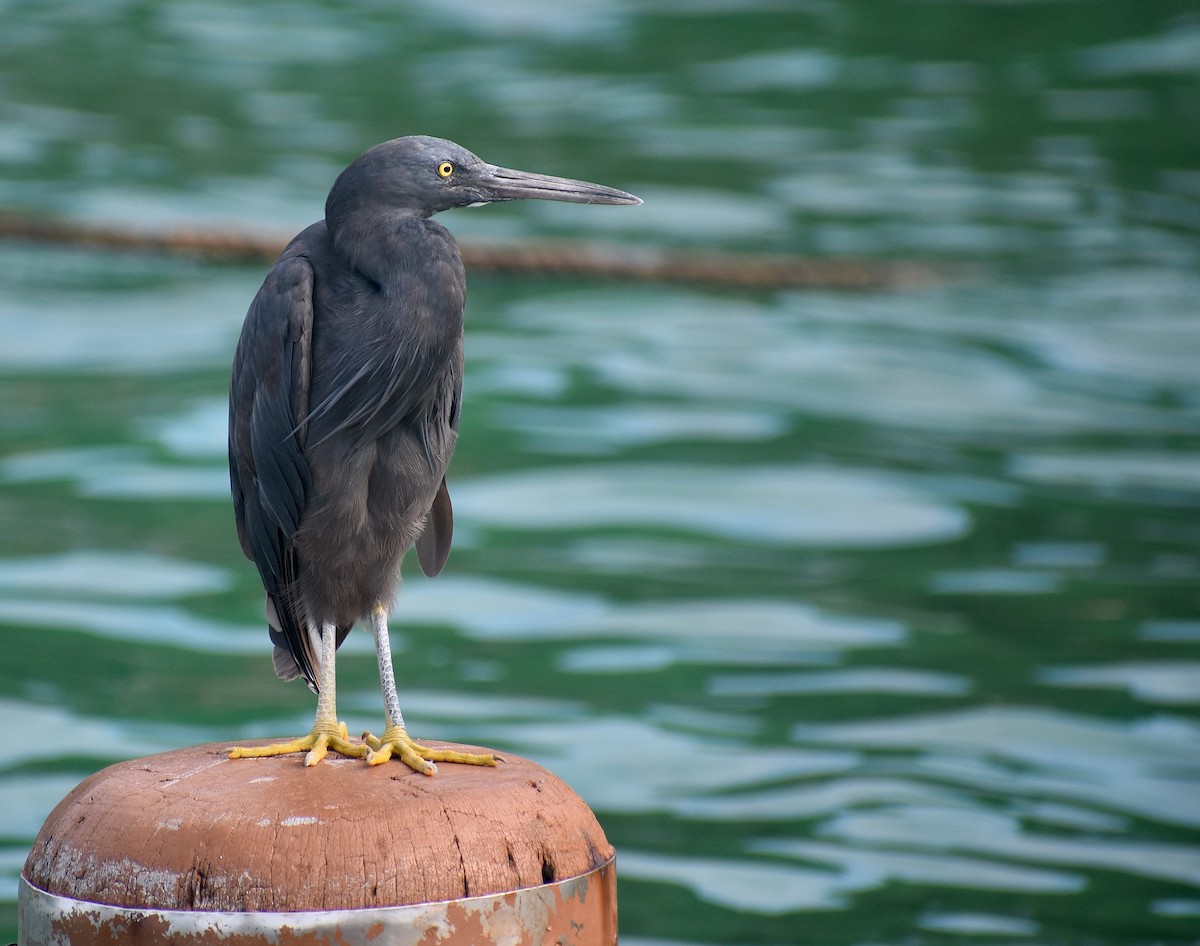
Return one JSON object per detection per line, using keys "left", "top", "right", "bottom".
{"left": 19, "top": 741, "right": 616, "bottom": 944}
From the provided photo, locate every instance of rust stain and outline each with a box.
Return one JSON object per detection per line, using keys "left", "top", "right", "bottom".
{"left": 21, "top": 860, "right": 617, "bottom": 945}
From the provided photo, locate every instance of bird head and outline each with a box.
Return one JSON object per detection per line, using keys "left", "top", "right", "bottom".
{"left": 327, "top": 135, "right": 642, "bottom": 221}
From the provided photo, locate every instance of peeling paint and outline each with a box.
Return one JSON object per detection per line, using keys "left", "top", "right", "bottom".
{"left": 19, "top": 858, "right": 617, "bottom": 945}
{"left": 43, "top": 844, "right": 189, "bottom": 908}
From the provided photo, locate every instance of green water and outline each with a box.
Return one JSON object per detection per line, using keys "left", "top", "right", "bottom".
{"left": 2, "top": 2, "right": 1198, "bottom": 944}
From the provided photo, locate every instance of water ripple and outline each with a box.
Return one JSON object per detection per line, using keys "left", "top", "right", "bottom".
{"left": 1038, "top": 662, "right": 1200, "bottom": 706}
{"left": 795, "top": 707, "right": 1200, "bottom": 830}
{"left": 815, "top": 805, "right": 1200, "bottom": 887}
{"left": 753, "top": 838, "right": 1085, "bottom": 896}
{"left": 0, "top": 551, "right": 229, "bottom": 598}
{"left": 617, "top": 849, "right": 856, "bottom": 914}
{"left": 453, "top": 463, "right": 969, "bottom": 547}
{"left": 708, "top": 668, "right": 971, "bottom": 697}
{"left": 401, "top": 574, "right": 906, "bottom": 657}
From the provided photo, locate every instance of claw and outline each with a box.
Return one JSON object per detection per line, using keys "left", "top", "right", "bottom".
{"left": 229, "top": 720, "right": 366, "bottom": 765}
{"left": 360, "top": 724, "right": 498, "bottom": 775}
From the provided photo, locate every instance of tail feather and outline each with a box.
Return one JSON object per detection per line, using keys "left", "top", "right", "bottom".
{"left": 265, "top": 592, "right": 319, "bottom": 692}
{"left": 271, "top": 642, "right": 306, "bottom": 684}
{"left": 264, "top": 593, "right": 351, "bottom": 693}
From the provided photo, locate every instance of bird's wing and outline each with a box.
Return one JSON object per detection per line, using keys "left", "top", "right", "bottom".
{"left": 414, "top": 366, "right": 461, "bottom": 578}
{"left": 229, "top": 251, "right": 319, "bottom": 687}
{"left": 415, "top": 476, "right": 453, "bottom": 577}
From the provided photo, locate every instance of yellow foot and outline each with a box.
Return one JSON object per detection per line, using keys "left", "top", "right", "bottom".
{"left": 361, "top": 724, "right": 499, "bottom": 775}
{"left": 229, "top": 721, "right": 367, "bottom": 766}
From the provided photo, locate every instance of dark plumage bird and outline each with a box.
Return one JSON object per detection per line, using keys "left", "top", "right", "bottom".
{"left": 227, "top": 136, "right": 640, "bottom": 772}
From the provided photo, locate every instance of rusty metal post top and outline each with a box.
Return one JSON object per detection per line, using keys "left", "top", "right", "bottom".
{"left": 20, "top": 740, "right": 616, "bottom": 944}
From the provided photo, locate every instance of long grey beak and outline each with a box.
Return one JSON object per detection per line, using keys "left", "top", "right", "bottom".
{"left": 479, "top": 164, "right": 642, "bottom": 205}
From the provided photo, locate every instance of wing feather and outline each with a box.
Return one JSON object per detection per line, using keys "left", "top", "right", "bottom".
{"left": 415, "top": 477, "right": 453, "bottom": 578}
{"left": 229, "top": 249, "right": 320, "bottom": 688}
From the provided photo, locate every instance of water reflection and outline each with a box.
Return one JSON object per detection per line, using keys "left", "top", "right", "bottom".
{"left": 1039, "top": 662, "right": 1200, "bottom": 706}
{"left": 401, "top": 574, "right": 906, "bottom": 656}
{"left": 1077, "top": 21, "right": 1200, "bottom": 76}
{"left": 796, "top": 709, "right": 1200, "bottom": 830}
{"left": 482, "top": 279, "right": 1200, "bottom": 440}
{"left": 0, "top": 248, "right": 257, "bottom": 371}
{"left": 453, "top": 464, "right": 969, "bottom": 546}
{"left": 0, "top": 598, "right": 278, "bottom": 655}
{"left": 1, "top": 446, "right": 228, "bottom": 500}
{"left": 917, "top": 911, "right": 1040, "bottom": 937}
{"left": 491, "top": 402, "right": 788, "bottom": 453}
{"left": 708, "top": 668, "right": 971, "bottom": 698}
{"left": 1, "top": 699, "right": 206, "bottom": 768}
{"left": 0, "top": 551, "right": 228, "bottom": 598}
{"left": 618, "top": 849, "right": 864, "bottom": 915}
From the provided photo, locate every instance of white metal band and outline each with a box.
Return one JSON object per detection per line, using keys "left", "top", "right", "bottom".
{"left": 18, "top": 857, "right": 616, "bottom": 946}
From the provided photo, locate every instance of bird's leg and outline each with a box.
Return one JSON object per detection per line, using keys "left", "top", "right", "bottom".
{"left": 229, "top": 621, "right": 366, "bottom": 765}
{"left": 361, "top": 603, "right": 498, "bottom": 774}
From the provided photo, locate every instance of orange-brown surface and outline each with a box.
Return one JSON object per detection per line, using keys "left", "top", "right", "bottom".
{"left": 23, "top": 741, "right": 613, "bottom": 913}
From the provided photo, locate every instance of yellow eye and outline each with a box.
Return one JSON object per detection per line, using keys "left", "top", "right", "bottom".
{"left": 437, "top": 161, "right": 454, "bottom": 178}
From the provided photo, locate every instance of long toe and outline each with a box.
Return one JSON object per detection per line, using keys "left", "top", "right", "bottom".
{"left": 361, "top": 724, "right": 498, "bottom": 775}
{"left": 229, "top": 720, "right": 366, "bottom": 765}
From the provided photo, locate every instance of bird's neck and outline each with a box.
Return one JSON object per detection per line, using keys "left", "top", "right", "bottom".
{"left": 327, "top": 209, "right": 458, "bottom": 292}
